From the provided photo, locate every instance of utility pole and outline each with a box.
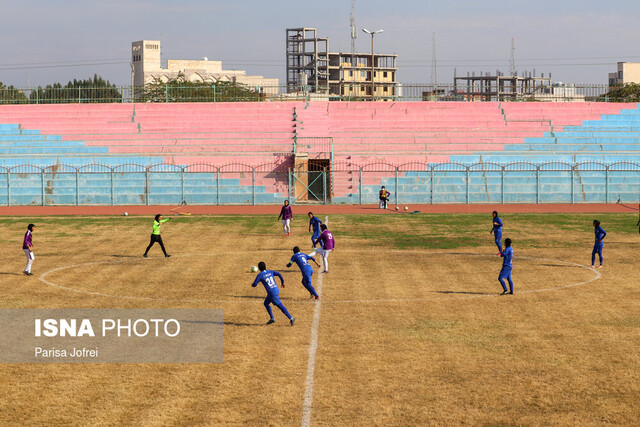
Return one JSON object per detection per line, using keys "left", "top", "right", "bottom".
{"left": 509, "top": 38, "right": 516, "bottom": 76}
{"left": 350, "top": 0, "right": 356, "bottom": 70}
{"left": 362, "top": 28, "right": 383, "bottom": 101}
{"left": 430, "top": 33, "right": 437, "bottom": 98}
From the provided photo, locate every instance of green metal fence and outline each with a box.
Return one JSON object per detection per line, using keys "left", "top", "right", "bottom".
{"left": 0, "top": 83, "right": 620, "bottom": 105}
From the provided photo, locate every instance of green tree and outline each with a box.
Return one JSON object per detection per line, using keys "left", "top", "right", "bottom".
{"left": 0, "top": 82, "right": 29, "bottom": 104}
{"left": 29, "top": 74, "right": 122, "bottom": 104}
{"left": 601, "top": 83, "right": 640, "bottom": 102}
{"left": 139, "top": 73, "right": 262, "bottom": 102}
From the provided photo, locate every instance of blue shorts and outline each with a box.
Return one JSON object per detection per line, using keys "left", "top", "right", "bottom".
{"left": 499, "top": 265, "right": 512, "bottom": 279}
{"left": 302, "top": 268, "right": 313, "bottom": 285}
{"left": 592, "top": 242, "right": 603, "bottom": 254}
{"left": 312, "top": 231, "right": 321, "bottom": 242}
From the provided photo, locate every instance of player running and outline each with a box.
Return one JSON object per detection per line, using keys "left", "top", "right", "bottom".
{"left": 287, "top": 246, "right": 321, "bottom": 300}
{"left": 143, "top": 214, "right": 172, "bottom": 258}
{"left": 23, "top": 223, "right": 35, "bottom": 276}
{"left": 308, "top": 212, "right": 323, "bottom": 248}
{"left": 490, "top": 211, "right": 503, "bottom": 254}
{"left": 278, "top": 200, "right": 293, "bottom": 236}
{"left": 499, "top": 238, "right": 514, "bottom": 295}
{"left": 379, "top": 186, "right": 391, "bottom": 209}
{"left": 592, "top": 220, "right": 607, "bottom": 268}
{"left": 310, "top": 224, "right": 335, "bottom": 273}
{"left": 252, "top": 262, "right": 295, "bottom": 326}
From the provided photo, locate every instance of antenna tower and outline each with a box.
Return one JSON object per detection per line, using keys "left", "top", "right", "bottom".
{"left": 350, "top": 0, "right": 357, "bottom": 68}
{"left": 430, "top": 32, "right": 437, "bottom": 88}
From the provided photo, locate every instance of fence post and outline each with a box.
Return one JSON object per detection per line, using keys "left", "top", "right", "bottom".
{"left": 181, "top": 168, "right": 185, "bottom": 204}
{"left": 322, "top": 167, "right": 327, "bottom": 205}
{"left": 216, "top": 168, "right": 220, "bottom": 205}
{"left": 570, "top": 167, "right": 574, "bottom": 204}
{"left": 75, "top": 169, "right": 79, "bottom": 206}
{"left": 536, "top": 167, "right": 540, "bottom": 204}
{"left": 111, "top": 169, "right": 114, "bottom": 206}
{"left": 430, "top": 166, "right": 434, "bottom": 204}
{"left": 165, "top": 85, "right": 169, "bottom": 103}
{"left": 359, "top": 168, "right": 363, "bottom": 205}
{"left": 395, "top": 167, "right": 399, "bottom": 206}
{"left": 501, "top": 167, "right": 505, "bottom": 204}
{"left": 41, "top": 170, "right": 45, "bottom": 206}
{"left": 466, "top": 167, "right": 470, "bottom": 204}
{"left": 604, "top": 166, "right": 609, "bottom": 203}
{"left": 252, "top": 167, "right": 256, "bottom": 206}
{"left": 145, "top": 168, "right": 150, "bottom": 206}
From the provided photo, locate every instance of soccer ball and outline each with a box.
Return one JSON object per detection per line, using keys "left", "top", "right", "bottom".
{"left": 123, "top": 212, "right": 128, "bottom": 216}
{"left": 395, "top": 206, "right": 399, "bottom": 211}
{"left": 251, "top": 266, "right": 258, "bottom": 273}
{"left": 404, "top": 206, "right": 409, "bottom": 211}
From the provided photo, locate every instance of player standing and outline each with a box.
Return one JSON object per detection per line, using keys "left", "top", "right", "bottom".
{"left": 490, "top": 211, "right": 503, "bottom": 254}
{"left": 287, "top": 246, "right": 321, "bottom": 300}
{"left": 252, "top": 262, "right": 295, "bottom": 325}
{"left": 379, "top": 186, "right": 391, "bottom": 209}
{"left": 143, "top": 214, "right": 172, "bottom": 258}
{"left": 499, "top": 238, "right": 514, "bottom": 295}
{"left": 308, "top": 212, "right": 323, "bottom": 248}
{"left": 310, "top": 224, "right": 335, "bottom": 273}
{"left": 592, "top": 220, "right": 607, "bottom": 268}
{"left": 23, "top": 223, "right": 35, "bottom": 276}
{"left": 278, "top": 200, "right": 293, "bottom": 236}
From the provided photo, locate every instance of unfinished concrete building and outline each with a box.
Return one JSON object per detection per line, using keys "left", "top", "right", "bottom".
{"left": 453, "top": 71, "right": 552, "bottom": 101}
{"left": 286, "top": 28, "right": 398, "bottom": 100}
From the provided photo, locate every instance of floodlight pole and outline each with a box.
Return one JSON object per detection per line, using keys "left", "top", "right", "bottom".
{"left": 362, "top": 29, "right": 383, "bottom": 101}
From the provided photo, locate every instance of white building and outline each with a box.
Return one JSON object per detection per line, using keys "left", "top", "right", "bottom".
{"left": 131, "top": 40, "right": 279, "bottom": 90}
{"left": 608, "top": 62, "right": 640, "bottom": 86}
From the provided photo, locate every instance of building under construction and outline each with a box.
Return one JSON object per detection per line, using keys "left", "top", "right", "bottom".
{"left": 453, "top": 71, "right": 552, "bottom": 101}
{"left": 286, "top": 28, "right": 398, "bottom": 100}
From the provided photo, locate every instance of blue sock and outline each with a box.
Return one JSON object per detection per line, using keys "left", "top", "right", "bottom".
{"left": 499, "top": 278, "right": 507, "bottom": 292}
{"left": 599, "top": 253, "right": 603, "bottom": 265}
{"left": 275, "top": 302, "right": 292, "bottom": 319}
{"left": 264, "top": 303, "right": 274, "bottom": 320}
{"left": 591, "top": 252, "right": 596, "bottom": 265}
{"left": 508, "top": 277, "right": 514, "bottom": 293}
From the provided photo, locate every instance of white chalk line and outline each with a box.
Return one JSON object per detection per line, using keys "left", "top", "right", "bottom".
{"left": 37, "top": 252, "right": 602, "bottom": 305}
{"left": 301, "top": 215, "right": 328, "bottom": 427}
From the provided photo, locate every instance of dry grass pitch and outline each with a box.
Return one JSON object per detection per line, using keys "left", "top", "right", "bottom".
{"left": 0, "top": 212, "right": 639, "bottom": 425}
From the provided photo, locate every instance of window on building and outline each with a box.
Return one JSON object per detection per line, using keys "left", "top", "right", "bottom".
{"left": 383, "top": 71, "right": 388, "bottom": 78}
{"left": 361, "top": 85, "right": 365, "bottom": 92}
{"left": 361, "top": 71, "right": 365, "bottom": 78}
{"left": 619, "top": 70, "right": 623, "bottom": 79}
{"left": 349, "top": 71, "right": 353, "bottom": 77}
{"left": 383, "top": 86, "right": 388, "bottom": 92}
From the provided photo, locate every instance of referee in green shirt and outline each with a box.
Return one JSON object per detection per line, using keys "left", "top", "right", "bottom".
{"left": 143, "top": 214, "right": 172, "bottom": 257}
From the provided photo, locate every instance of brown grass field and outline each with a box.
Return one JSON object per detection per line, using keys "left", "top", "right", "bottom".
{"left": 0, "top": 212, "right": 639, "bottom": 425}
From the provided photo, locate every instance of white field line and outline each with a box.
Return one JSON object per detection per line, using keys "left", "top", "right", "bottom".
{"left": 37, "top": 252, "right": 601, "bottom": 305}
{"left": 301, "top": 215, "right": 328, "bottom": 427}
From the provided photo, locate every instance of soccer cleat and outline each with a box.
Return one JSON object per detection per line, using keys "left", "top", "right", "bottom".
{"left": 290, "top": 317, "right": 295, "bottom": 326}
{"left": 508, "top": 291, "right": 514, "bottom": 294}
{"left": 598, "top": 265, "right": 603, "bottom": 268}
{"left": 500, "top": 290, "right": 508, "bottom": 295}
{"left": 314, "top": 296, "right": 320, "bottom": 301}
{"left": 321, "top": 270, "right": 329, "bottom": 274}
{"left": 24, "top": 272, "right": 33, "bottom": 276}
{"left": 266, "top": 319, "right": 275, "bottom": 325}
{"left": 143, "top": 254, "right": 148, "bottom": 258}
{"left": 165, "top": 254, "right": 172, "bottom": 258}
{"left": 591, "top": 265, "right": 595, "bottom": 268}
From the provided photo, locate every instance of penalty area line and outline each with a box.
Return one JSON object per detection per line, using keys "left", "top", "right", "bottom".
{"left": 301, "top": 215, "right": 328, "bottom": 427}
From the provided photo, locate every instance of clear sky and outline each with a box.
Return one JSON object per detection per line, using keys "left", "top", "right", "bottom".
{"left": 1, "top": 0, "right": 639, "bottom": 88}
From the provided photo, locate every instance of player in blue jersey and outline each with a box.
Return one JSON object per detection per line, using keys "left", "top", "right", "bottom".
{"left": 287, "top": 246, "right": 321, "bottom": 300}
{"left": 498, "top": 238, "right": 514, "bottom": 295}
{"left": 592, "top": 220, "right": 607, "bottom": 268}
{"left": 490, "top": 211, "right": 503, "bottom": 254}
{"left": 308, "top": 212, "right": 323, "bottom": 249}
{"left": 251, "top": 261, "right": 295, "bottom": 326}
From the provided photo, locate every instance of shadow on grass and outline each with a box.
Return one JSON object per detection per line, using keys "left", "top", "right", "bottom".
{"left": 432, "top": 290, "right": 493, "bottom": 295}
{"left": 109, "top": 254, "right": 139, "bottom": 258}
{"left": 0, "top": 272, "right": 22, "bottom": 276}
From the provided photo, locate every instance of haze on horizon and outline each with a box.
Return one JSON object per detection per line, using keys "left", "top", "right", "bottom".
{"left": 1, "top": 0, "right": 639, "bottom": 88}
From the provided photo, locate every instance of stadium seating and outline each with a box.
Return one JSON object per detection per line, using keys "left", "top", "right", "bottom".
{"left": 0, "top": 101, "right": 638, "bottom": 204}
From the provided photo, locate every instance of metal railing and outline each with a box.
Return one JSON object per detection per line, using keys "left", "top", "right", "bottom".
{"left": 0, "top": 83, "right": 620, "bottom": 105}
{"left": 0, "top": 161, "right": 638, "bottom": 206}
